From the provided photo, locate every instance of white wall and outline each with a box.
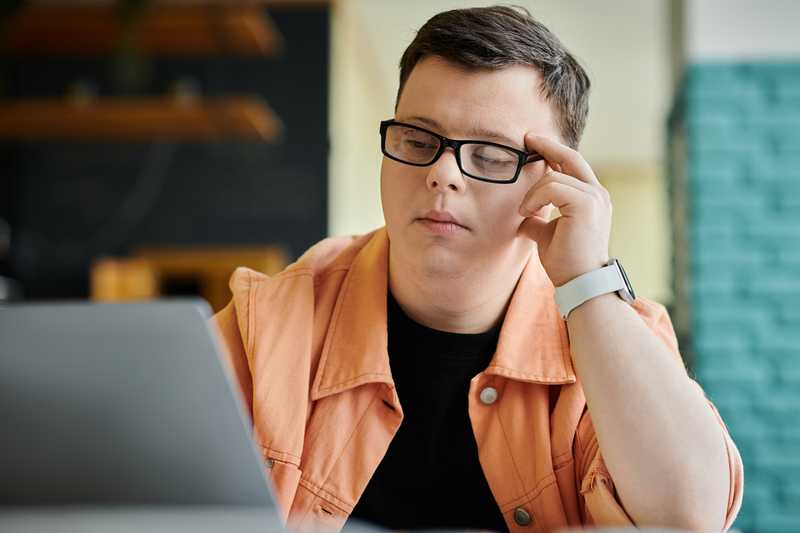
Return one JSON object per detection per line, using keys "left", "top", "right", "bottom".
{"left": 328, "top": 0, "right": 391, "bottom": 240}
{"left": 685, "top": 0, "right": 800, "bottom": 60}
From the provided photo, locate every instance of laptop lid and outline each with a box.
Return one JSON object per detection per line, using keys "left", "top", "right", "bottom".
{"left": 0, "top": 300, "right": 274, "bottom": 508}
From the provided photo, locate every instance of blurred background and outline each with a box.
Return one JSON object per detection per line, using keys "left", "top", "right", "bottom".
{"left": 0, "top": 0, "right": 798, "bottom": 531}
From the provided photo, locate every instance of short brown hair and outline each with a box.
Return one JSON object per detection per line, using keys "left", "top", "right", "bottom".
{"left": 397, "top": 5, "right": 590, "bottom": 149}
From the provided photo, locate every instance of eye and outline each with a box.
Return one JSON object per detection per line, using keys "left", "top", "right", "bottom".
{"left": 471, "top": 151, "right": 515, "bottom": 167}
{"left": 476, "top": 153, "right": 512, "bottom": 164}
{"left": 404, "top": 139, "right": 436, "bottom": 149}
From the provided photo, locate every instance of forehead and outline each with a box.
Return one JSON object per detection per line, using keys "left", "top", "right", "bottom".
{"left": 396, "top": 56, "right": 559, "bottom": 145}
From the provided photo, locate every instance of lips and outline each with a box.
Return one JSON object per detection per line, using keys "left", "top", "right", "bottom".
{"left": 420, "top": 210, "right": 466, "bottom": 225}
{"left": 417, "top": 210, "right": 470, "bottom": 231}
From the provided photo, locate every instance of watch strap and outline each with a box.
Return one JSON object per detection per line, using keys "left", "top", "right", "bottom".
{"left": 554, "top": 263, "right": 627, "bottom": 320}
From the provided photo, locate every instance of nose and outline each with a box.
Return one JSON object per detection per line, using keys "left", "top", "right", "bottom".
{"left": 425, "top": 148, "right": 466, "bottom": 193}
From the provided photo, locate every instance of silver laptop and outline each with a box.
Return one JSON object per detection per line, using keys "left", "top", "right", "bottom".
{"left": 0, "top": 299, "right": 276, "bottom": 512}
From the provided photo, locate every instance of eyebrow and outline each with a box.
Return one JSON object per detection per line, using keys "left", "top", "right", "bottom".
{"left": 400, "top": 115, "right": 522, "bottom": 149}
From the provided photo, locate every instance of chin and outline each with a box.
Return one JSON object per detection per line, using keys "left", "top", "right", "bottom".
{"left": 413, "top": 238, "right": 474, "bottom": 275}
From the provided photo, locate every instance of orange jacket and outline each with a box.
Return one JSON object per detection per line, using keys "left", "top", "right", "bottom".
{"left": 212, "top": 228, "right": 743, "bottom": 532}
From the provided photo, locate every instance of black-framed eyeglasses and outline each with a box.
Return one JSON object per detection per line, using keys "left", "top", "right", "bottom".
{"left": 379, "top": 119, "right": 544, "bottom": 184}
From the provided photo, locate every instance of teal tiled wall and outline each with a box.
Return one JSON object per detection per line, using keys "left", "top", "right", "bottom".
{"left": 684, "top": 62, "right": 800, "bottom": 532}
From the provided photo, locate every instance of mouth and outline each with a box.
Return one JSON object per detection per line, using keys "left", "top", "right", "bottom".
{"left": 415, "top": 210, "right": 470, "bottom": 234}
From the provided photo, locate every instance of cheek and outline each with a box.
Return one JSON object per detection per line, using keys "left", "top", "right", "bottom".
{"left": 380, "top": 160, "right": 417, "bottom": 219}
{"left": 379, "top": 162, "right": 390, "bottom": 210}
{"left": 476, "top": 190, "right": 527, "bottom": 237}
{"left": 482, "top": 168, "right": 544, "bottom": 231}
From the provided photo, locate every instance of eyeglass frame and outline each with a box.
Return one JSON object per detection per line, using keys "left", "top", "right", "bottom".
{"left": 379, "top": 119, "right": 545, "bottom": 184}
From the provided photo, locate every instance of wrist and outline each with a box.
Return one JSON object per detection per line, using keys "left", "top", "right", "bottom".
{"left": 553, "top": 258, "right": 635, "bottom": 320}
{"left": 564, "top": 292, "right": 619, "bottom": 322}
{"left": 552, "top": 257, "right": 609, "bottom": 288}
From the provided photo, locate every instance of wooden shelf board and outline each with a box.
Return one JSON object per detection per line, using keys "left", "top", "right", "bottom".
{"left": 0, "top": 97, "right": 282, "bottom": 141}
{"left": 3, "top": 3, "right": 284, "bottom": 56}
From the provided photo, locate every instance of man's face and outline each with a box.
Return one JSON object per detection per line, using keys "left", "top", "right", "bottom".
{"left": 381, "top": 56, "right": 562, "bottom": 278}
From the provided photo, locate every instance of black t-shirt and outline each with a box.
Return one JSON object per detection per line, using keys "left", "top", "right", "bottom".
{"left": 349, "top": 291, "right": 508, "bottom": 532}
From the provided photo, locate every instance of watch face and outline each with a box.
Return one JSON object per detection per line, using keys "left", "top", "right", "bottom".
{"left": 614, "top": 259, "right": 636, "bottom": 302}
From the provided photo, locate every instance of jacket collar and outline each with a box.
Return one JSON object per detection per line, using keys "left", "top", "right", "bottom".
{"left": 484, "top": 250, "right": 576, "bottom": 385}
{"left": 310, "top": 228, "right": 575, "bottom": 401}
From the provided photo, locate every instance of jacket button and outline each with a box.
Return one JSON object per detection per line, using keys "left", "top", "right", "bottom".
{"left": 513, "top": 507, "right": 533, "bottom": 526}
{"left": 479, "top": 386, "right": 498, "bottom": 405}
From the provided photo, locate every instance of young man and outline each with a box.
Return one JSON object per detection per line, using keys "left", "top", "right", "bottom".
{"left": 213, "top": 6, "right": 743, "bottom": 532}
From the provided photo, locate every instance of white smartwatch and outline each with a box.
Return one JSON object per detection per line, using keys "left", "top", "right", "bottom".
{"left": 554, "top": 258, "right": 636, "bottom": 320}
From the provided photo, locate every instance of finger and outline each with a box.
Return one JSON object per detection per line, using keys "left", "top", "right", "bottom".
{"left": 531, "top": 169, "right": 595, "bottom": 195}
{"left": 530, "top": 204, "right": 555, "bottom": 221}
{"left": 519, "top": 171, "right": 593, "bottom": 216}
{"left": 519, "top": 180, "right": 592, "bottom": 218}
{"left": 524, "top": 133, "right": 600, "bottom": 186}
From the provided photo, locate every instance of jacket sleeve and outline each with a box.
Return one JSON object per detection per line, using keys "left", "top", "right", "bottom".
{"left": 209, "top": 267, "right": 305, "bottom": 523}
{"left": 575, "top": 298, "right": 744, "bottom": 531}
{"left": 575, "top": 413, "right": 633, "bottom": 526}
{"left": 210, "top": 267, "right": 256, "bottom": 420}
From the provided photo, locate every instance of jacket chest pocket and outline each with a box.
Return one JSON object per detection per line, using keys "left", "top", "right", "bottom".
{"left": 288, "top": 481, "right": 350, "bottom": 531}
{"left": 501, "top": 474, "right": 570, "bottom": 533}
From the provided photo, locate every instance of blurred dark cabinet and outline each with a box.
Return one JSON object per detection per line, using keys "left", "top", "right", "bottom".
{"left": 0, "top": 6, "right": 330, "bottom": 299}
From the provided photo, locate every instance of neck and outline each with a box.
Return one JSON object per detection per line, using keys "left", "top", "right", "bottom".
{"left": 388, "top": 241, "right": 533, "bottom": 334}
